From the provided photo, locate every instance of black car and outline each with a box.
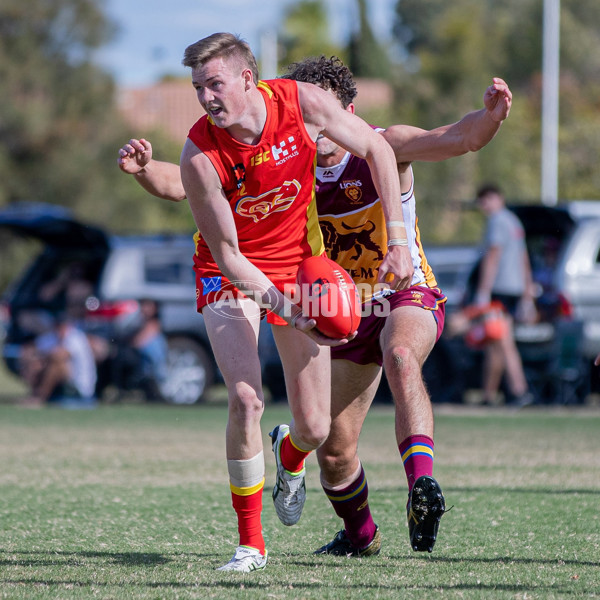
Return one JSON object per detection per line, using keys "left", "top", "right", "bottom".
{"left": 0, "top": 202, "right": 216, "bottom": 404}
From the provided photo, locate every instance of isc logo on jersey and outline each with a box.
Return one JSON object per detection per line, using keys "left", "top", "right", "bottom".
{"left": 236, "top": 136, "right": 301, "bottom": 222}
{"left": 248, "top": 135, "right": 299, "bottom": 167}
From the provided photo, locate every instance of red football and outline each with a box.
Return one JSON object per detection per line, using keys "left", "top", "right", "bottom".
{"left": 295, "top": 254, "right": 361, "bottom": 338}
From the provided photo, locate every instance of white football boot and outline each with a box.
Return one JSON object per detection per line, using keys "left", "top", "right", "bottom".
{"left": 270, "top": 424, "right": 306, "bottom": 526}
{"left": 216, "top": 546, "right": 268, "bottom": 572}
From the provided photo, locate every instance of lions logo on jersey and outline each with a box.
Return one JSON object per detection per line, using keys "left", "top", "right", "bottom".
{"left": 340, "top": 179, "right": 363, "bottom": 204}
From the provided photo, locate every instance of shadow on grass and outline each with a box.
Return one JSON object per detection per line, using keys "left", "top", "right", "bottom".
{"left": 0, "top": 577, "right": 592, "bottom": 596}
{"left": 443, "top": 486, "right": 600, "bottom": 495}
{"left": 289, "top": 553, "right": 600, "bottom": 569}
{"left": 349, "top": 484, "right": 600, "bottom": 496}
{"left": 0, "top": 549, "right": 172, "bottom": 567}
{"left": 0, "top": 550, "right": 596, "bottom": 594}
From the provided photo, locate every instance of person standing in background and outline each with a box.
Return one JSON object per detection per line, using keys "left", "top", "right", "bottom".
{"left": 474, "top": 184, "right": 537, "bottom": 407}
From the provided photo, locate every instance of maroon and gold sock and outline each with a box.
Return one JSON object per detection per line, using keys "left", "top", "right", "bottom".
{"left": 398, "top": 434, "right": 434, "bottom": 492}
{"left": 279, "top": 433, "right": 310, "bottom": 474}
{"left": 322, "top": 465, "right": 376, "bottom": 549}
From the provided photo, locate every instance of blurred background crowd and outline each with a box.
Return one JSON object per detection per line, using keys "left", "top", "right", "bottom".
{"left": 1, "top": 0, "right": 600, "bottom": 407}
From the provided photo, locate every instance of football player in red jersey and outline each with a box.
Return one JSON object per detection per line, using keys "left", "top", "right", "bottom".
{"left": 118, "top": 33, "right": 407, "bottom": 573}
{"left": 118, "top": 52, "right": 511, "bottom": 564}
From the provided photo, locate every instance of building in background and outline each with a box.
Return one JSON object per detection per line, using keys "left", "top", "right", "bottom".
{"left": 117, "top": 79, "right": 392, "bottom": 144}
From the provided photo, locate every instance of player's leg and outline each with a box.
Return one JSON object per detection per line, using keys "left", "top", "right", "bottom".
{"left": 35, "top": 346, "right": 71, "bottom": 402}
{"left": 381, "top": 304, "right": 437, "bottom": 447}
{"left": 202, "top": 298, "right": 268, "bottom": 571}
{"left": 380, "top": 304, "right": 446, "bottom": 552}
{"left": 499, "top": 322, "right": 531, "bottom": 403}
{"left": 314, "top": 358, "right": 383, "bottom": 556}
{"left": 269, "top": 322, "right": 332, "bottom": 525}
{"left": 482, "top": 339, "right": 505, "bottom": 404}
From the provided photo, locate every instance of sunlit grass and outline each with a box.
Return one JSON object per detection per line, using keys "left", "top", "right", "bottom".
{"left": 0, "top": 404, "right": 598, "bottom": 599}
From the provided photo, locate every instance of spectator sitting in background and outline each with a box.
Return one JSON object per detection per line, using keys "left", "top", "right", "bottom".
{"left": 39, "top": 262, "right": 94, "bottom": 317}
{"left": 108, "top": 299, "right": 168, "bottom": 402}
{"left": 19, "top": 312, "right": 97, "bottom": 408}
{"left": 40, "top": 261, "right": 110, "bottom": 365}
{"left": 15, "top": 261, "right": 96, "bottom": 343}
{"left": 129, "top": 299, "right": 168, "bottom": 400}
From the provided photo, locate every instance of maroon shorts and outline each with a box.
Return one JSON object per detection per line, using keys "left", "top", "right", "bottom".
{"left": 330, "top": 285, "right": 447, "bottom": 366}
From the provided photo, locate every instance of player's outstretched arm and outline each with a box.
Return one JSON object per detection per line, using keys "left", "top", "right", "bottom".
{"left": 383, "top": 77, "right": 512, "bottom": 163}
{"left": 118, "top": 138, "right": 186, "bottom": 202}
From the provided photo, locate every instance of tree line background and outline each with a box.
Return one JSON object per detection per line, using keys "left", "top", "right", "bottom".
{"left": 1, "top": 0, "right": 599, "bottom": 262}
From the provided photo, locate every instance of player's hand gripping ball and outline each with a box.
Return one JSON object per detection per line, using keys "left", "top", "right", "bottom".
{"left": 296, "top": 255, "right": 361, "bottom": 338}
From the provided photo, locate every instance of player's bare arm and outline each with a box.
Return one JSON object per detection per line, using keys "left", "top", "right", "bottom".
{"left": 382, "top": 77, "right": 512, "bottom": 163}
{"left": 180, "top": 138, "right": 349, "bottom": 347}
{"left": 118, "top": 138, "right": 186, "bottom": 201}
{"left": 475, "top": 245, "right": 502, "bottom": 306}
{"left": 296, "top": 81, "right": 413, "bottom": 290}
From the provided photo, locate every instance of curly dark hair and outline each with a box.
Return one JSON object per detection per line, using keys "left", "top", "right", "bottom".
{"left": 281, "top": 56, "right": 357, "bottom": 108}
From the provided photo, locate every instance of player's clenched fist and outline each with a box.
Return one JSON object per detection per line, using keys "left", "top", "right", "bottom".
{"left": 117, "top": 138, "right": 153, "bottom": 174}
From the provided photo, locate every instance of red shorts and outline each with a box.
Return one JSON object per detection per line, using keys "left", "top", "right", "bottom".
{"left": 195, "top": 271, "right": 294, "bottom": 326}
{"left": 331, "top": 285, "right": 446, "bottom": 366}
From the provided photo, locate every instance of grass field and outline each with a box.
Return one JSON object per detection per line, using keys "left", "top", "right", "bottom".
{"left": 0, "top": 401, "right": 599, "bottom": 600}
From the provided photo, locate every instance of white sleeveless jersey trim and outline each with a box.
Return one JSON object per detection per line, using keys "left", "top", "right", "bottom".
{"left": 396, "top": 166, "right": 429, "bottom": 286}
{"left": 316, "top": 151, "right": 352, "bottom": 183}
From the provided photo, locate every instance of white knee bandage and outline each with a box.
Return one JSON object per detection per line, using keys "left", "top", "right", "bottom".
{"left": 227, "top": 451, "right": 265, "bottom": 489}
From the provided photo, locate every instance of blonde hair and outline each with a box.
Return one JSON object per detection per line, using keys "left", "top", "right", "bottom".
{"left": 182, "top": 32, "right": 259, "bottom": 83}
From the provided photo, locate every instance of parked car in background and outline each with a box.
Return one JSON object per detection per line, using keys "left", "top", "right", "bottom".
{"left": 263, "top": 201, "right": 600, "bottom": 404}
{"left": 262, "top": 201, "right": 600, "bottom": 406}
{"left": 510, "top": 202, "right": 600, "bottom": 403}
{"left": 8, "top": 200, "right": 594, "bottom": 406}
{"left": 425, "top": 201, "right": 600, "bottom": 404}
{"left": 0, "top": 202, "right": 215, "bottom": 404}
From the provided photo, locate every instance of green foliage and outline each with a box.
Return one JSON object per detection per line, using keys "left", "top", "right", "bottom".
{"left": 280, "top": 0, "right": 346, "bottom": 68}
{"left": 389, "top": 0, "right": 600, "bottom": 243}
{"left": 0, "top": 0, "right": 194, "bottom": 237}
{"left": 0, "top": 0, "right": 115, "bottom": 205}
{"left": 347, "top": 0, "right": 393, "bottom": 78}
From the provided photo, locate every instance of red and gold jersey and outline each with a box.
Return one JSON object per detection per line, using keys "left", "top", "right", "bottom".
{"left": 316, "top": 155, "right": 437, "bottom": 301}
{"left": 188, "top": 78, "right": 324, "bottom": 279}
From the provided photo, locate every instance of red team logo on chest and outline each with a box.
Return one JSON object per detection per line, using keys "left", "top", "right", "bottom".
{"left": 235, "top": 179, "right": 301, "bottom": 223}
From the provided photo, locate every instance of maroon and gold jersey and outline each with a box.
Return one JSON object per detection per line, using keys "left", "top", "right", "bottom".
{"left": 316, "top": 154, "right": 437, "bottom": 301}
{"left": 188, "top": 78, "right": 324, "bottom": 279}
